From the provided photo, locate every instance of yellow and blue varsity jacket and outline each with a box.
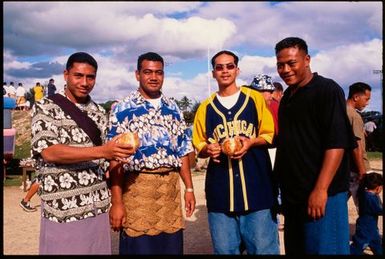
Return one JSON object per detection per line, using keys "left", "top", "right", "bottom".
{"left": 192, "top": 86, "right": 275, "bottom": 213}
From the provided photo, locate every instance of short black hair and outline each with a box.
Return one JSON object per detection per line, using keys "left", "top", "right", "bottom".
{"left": 348, "top": 82, "right": 371, "bottom": 99}
{"left": 211, "top": 50, "right": 239, "bottom": 68}
{"left": 360, "top": 172, "right": 383, "bottom": 191}
{"left": 275, "top": 37, "right": 308, "bottom": 55}
{"left": 137, "top": 52, "right": 164, "bottom": 71}
{"left": 273, "top": 82, "right": 283, "bottom": 92}
{"left": 66, "top": 52, "right": 98, "bottom": 71}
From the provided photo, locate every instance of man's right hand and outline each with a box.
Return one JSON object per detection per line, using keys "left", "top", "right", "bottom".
{"left": 109, "top": 203, "right": 126, "bottom": 232}
{"left": 103, "top": 135, "right": 137, "bottom": 162}
{"left": 204, "top": 142, "right": 221, "bottom": 163}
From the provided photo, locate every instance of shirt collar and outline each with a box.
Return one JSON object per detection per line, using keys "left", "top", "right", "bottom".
{"left": 133, "top": 89, "right": 172, "bottom": 107}
{"left": 58, "top": 89, "right": 93, "bottom": 106}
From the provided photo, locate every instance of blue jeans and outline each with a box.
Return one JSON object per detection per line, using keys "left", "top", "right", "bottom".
{"left": 283, "top": 191, "right": 350, "bottom": 255}
{"left": 208, "top": 209, "right": 280, "bottom": 254}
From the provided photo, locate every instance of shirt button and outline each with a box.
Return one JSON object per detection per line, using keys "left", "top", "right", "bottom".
{"left": 228, "top": 111, "right": 232, "bottom": 114}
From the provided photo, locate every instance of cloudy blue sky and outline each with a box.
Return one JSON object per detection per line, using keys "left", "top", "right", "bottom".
{"left": 3, "top": 1, "right": 383, "bottom": 112}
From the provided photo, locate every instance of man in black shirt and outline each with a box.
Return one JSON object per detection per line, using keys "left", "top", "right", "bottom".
{"left": 274, "top": 37, "right": 355, "bottom": 255}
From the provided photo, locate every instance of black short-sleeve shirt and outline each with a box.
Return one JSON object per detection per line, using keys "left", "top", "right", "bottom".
{"left": 274, "top": 73, "right": 355, "bottom": 205}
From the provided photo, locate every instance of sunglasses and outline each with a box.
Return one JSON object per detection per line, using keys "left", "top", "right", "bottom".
{"left": 214, "top": 63, "right": 237, "bottom": 72}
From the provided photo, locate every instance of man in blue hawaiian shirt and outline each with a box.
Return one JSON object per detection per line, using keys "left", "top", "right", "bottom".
{"left": 107, "top": 52, "right": 196, "bottom": 255}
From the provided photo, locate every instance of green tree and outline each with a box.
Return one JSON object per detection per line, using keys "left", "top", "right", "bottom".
{"left": 183, "top": 111, "right": 195, "bottom": 125}
{"left": 176, "top": 96, "right": 192, "bottom": 112}
{"left": 183, "top": 100, "right": 201, "bottom": 126}
{"left": 99, "top": 100, "right": 117, "bottom": 113}
{"left": 191, "top": 100, "right": 201, "bottom": 115}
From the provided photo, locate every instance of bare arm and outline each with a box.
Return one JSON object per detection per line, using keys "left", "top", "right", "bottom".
{"left": 109, "top": 160, "right": 126, "bottom": 231}
{"left": 179, "top": 155, "right": 196, "bottom": 217}
{"left": 351, "top": 138, "right": 367, "bottom": 180}
{"left": 188, "top": 150, "right": 197, "bottom": 169}
{"left": 41, "top": 135, "right": 136, "bottom": 164}
{"left": 307, "top": 148, "right": 344, "bottom": 219}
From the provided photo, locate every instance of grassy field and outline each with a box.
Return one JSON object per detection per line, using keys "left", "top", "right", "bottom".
{"left": 3, "top": 175, "right": 23, "bottom": 187}
{"left": 4, "top": 170, "right": 36, "bottom": 187}
{"left": 368, "top": 151, "right": 382, "bottom": 160}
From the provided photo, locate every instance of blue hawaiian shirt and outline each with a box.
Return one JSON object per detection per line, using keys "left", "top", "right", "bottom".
{"left": 107, "top": 90, "right": 193, "bottom": 171}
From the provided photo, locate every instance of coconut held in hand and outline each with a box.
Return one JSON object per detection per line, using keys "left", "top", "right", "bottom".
{"left": 117, "top": 132, "right": 140, "bottom": 151}
{"left": 221, "top": 137, "right": 242, "bottom": 156}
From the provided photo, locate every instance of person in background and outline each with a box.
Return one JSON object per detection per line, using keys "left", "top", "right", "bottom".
{"left": 272, "top": 82, "right": 284, "bottom": 102}
{"left": 248, "top": 74, "right": 278, "bottom": 139}
{"left": 3, "top": 81, "right": 8, "bottom": 96}
{"left": 346, "top": 82, "right": 372, "bottom": 213}
{"left": 270, "top": 82, "right": 283, "bottom": 131}
{"left": 274, "top": 37, "right": 355, "bottom": 255}
{"left": 47, "top": 78, "right": 57, "bottom": 97}
{"left": 33, "top": 82, "right": 44, "bottom": 103}
{"left": 193, "top": 50, "right": 279, "bottom": 255}
{"left": 247, "top": 74, "right": 284, "bottom": 231}
{"left": 19, "top": 181, "right": 39, "bottom": 212}
{"left": 270, "top": 81, "right": 284, "bottom": 230}
{"left": 364, "top": 120, "right": 377, "bottom": 152}
{"left": 16, "top": 82, "right": 27, "bottom": 110}
{"left": 8, "top": 81, "right": 17, "bottom": 100}
{"left": 350, "top": 172, "right": 383, "bottom": 255}
{"left": 31, "top": 52, "right": 134, "bottom": 254}
{"left": 108, "top": 52, "right": 195, "bottom": 255}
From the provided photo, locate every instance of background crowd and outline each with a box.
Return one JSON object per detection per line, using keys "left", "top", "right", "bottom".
{"left": 3, "top": 78, "right": 57, "bottom": 111}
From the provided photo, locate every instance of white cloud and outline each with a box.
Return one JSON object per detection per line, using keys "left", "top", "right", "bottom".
{"left": 195, "top": 2, "right": 382, "bottom": 50}
{"left": 3, "top": 1, "right": 383, "bottom": 112}
{"left": 311, "top": 39, "right": 382, "bottom": 85}
{"left": 238, "top": 55, "right": 278, "bottom": 82}
{"left": 3, "top": 50, "right": 31, "bottom": 70}
{"left": 4, "top": 2, "right": 235, "bottom": 59}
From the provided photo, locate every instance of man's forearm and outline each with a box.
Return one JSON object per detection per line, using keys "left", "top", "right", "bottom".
{"left": 179, "top": 155, "right": 194, "bottom": 189}
{"left": 41, "top": 144, "right": 106, "bottom": 164}
{"left": 109, "top": 160, "right": 125, "bottom": 205}
{"left": 352, "top": 140, "right": 366, "bottom": 175}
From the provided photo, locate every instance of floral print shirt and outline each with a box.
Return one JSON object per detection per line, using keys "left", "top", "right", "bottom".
{"left": 107, "top": 90, "right": 193, "bottom": 172}
{"left": 31, "top": 92, "right": 111, "bottom": 223}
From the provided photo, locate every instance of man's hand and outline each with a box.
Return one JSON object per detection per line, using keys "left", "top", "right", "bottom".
{"left": 109, "top": 202, "right": 126, "bottom": 232}
{"left": 231, "top": 136, "right": 252, "bottom": 159}
{"left": 307, "top": 188, "right": 328, "bottom": 220}
{"left": 205, "top": 142, "right": 222, "bottom": 163}
{"left": 184, "top": 192, "right": 196, "bottom": 217}
{"left": 103, "top": 135, "right": 137, "bottom": 162}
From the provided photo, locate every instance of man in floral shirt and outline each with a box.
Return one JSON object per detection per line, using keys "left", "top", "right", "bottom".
{"left": 31, "top": 52, "right": 134, "bottom": 255}
{"left": 107, "top": 52, "right": 196, "bottom": 255}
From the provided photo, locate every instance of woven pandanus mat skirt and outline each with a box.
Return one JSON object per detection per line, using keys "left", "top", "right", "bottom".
{"left": 122, "top": 171, "right": 184, "bottom": 237}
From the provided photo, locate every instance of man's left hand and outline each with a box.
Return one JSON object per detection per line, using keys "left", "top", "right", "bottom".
{"left": 184, "top": 192, "right": 196, "bottom": 217}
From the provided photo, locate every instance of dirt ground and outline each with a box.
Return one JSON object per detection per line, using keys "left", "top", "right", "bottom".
{"left": 3, "top": 160, "right": 383, "bottom": 255}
